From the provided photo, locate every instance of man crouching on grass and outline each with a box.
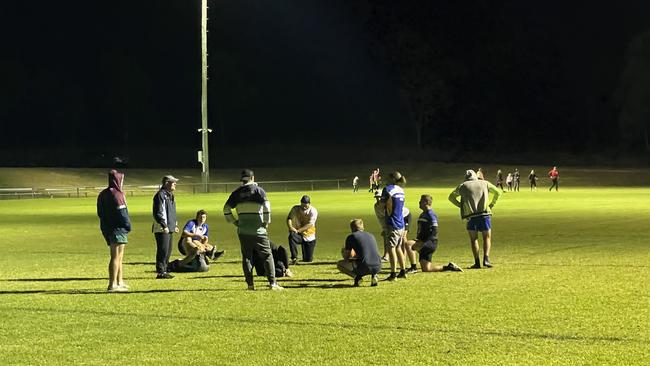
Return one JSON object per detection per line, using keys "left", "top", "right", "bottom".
{"left": 410, "top": 194, "right": 463, "bottom": 273}
{"left": 337, "top": 219, "right": 382, "bottom": 287}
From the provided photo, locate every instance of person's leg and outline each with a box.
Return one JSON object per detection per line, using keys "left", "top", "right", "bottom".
{"left": 288, "top": 233, "right": 300, "bottom": 263}
{"left": 180, "top": 239, "right": 199, "bottom": 266}
{"left": 337, "top": 259, "right": 356, "bottom": 278}
{"left": 419, "top": 260, "right": 444, "bottom": 272}
{"left": 154, "top": 233, "right": 169, "bottom": 275}
{"left": 468, "top": 230, "right": 480, "bottom": 268}
{"left": 254, "top": 235, "right": 278, "bottom": 287}
{"left": 239, "top": 235, "right": 256, "bottom": 288}
{"left": 404, "top": 238, "right": 418, "bottom": 272}
{"left": 302, "top": 239, "right": 316, "bottom": 262}
{"left": 387, "top": 246, "right": 397, "bottom": 278}
{"left": 108, "top": 243, "right": 119, "bottom": 289}
{"left": 116, "top": 244, "right": 125, "bottom": 286}
{"left": 482, "top": 230, "right": 493, "bottom": 267}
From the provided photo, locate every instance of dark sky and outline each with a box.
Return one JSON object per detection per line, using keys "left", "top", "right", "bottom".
{"left": 2, "top": 1, "right": 650, "bottom": 166}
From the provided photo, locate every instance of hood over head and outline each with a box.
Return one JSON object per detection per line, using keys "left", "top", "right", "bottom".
{"left": 107, "top": 170, "right": 126, "bottom": 206}
{"left": 465, "top": 169, "right": 478, "bottom": 181}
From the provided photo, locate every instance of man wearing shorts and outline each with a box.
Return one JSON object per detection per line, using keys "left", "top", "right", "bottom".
{"left": 449, "top": 170, "right": 502, "bottom": 269}
{"left": 382, "top": 171, "right": 407, "bottom": 281}
{"left": 411, "top": 194, "right": 462, "bottom": 272}
{"left": 97, "top": 170, "right": 132, "bottom": 292}
{"left": 337, "top": 219, "right": 382, "bottom": 287}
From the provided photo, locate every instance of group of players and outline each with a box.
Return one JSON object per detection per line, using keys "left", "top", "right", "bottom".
{"left": 97, "top": 166, "right": 503, "bottom": 292}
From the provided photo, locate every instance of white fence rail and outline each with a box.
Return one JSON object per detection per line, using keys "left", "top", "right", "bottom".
{"left": 0, "top": 179, "right": 348, "bottom": 200}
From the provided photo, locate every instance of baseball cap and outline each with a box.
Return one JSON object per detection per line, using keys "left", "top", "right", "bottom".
{"left": 162, "top": 175, "right": 179, "bottom": 184}
{"left": 300, "top": 195, "right": 310, "bottom": 204}
{"left": 241, "top": 169, "right": 254, "bottom": 182}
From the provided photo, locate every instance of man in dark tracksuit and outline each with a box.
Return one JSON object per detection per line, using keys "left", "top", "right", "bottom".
{"left": 153, "top": 175, "right": 179, "bottom": 279}
{"left": 223, "top": 169, "right": 283, "bottom": 291}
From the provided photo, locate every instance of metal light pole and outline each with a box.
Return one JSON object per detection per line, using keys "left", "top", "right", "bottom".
{"left": 199, "top": 0, "right": 210, "bottom": 193}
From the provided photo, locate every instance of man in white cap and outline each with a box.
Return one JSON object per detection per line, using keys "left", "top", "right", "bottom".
{"left": 153, "top": 175, "right": 179, "bottom": 279}
{"left": 448, "top": 170, "right": 502, "bottom": 269}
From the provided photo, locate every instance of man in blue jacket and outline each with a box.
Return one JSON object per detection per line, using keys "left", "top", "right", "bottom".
{"left": 153, "top": 175, "right": 179, "bottom": 279}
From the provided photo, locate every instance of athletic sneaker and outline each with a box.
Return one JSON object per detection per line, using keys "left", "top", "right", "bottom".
{"left": 468, "top": 264, "right": 481, "bottom": 269}
{"left": 107, "top": 286, "right": 128, "bottom": 293}
{"left": 212, "top": 250, "right": 225, "bottom": 260}
{"left": 353, "top": 275, "right": 363, "bottom": 287}
{"left": 385, "top": 273, "right": 397, "bottom": 281}
{"left": 483, "top": 260, "right": 493, "bottom": 268}
{"left": 396, "top": 269, "right": 408, "bottom": 279}
{"left": 156, "top": 272, "right": 174, "bottom": 279}
{"left": 284, "top": 268, "right": 294, "bottom": 277}
{"left": 446, "top": 262, "right": 463, "bottom": 272}
{"left": 247, "top": 285, "right": 255, "bottom": 291}
{"left": 290, "top": 258, "right": 298, "bottom": 265}
{"left": 406, "top": 267, "right": 419, "bottom": 274}
{"left": 117, "top": 283, "right": 130, "bottom": 289}
{"left": 269, "top": 283, "right": 284, "bottom": 291}
{"left": 381, "top": 256, "right": 389, "bottom": 263}
{"left": 370, "top": 274, "right": 379, "bottom": 287}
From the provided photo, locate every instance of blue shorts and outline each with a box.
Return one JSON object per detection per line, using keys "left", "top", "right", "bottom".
{"left": 103, "top": 228, "right": 129, "bottom": 245}
{"left": 466, "top": 216, "right": 491, "bottom": 232}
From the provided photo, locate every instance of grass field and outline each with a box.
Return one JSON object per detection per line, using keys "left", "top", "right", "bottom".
{"left": 0, "top": 167, "right": 648, "bottom": 365}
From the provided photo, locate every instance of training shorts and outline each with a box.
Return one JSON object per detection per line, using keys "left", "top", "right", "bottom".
{"left": 466, "top": 215, "right": 491, "bottom": 232}
{"left": 418, "top": 239, "right": 438, "bottom": 262}
{"left": 103, "top": 228, "right": 128, "bottom": 245}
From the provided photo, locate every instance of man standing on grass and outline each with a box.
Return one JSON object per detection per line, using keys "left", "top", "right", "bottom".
{"left": 223, "top": 169, "right": 283, "bottom": 291}
{"left": 448, "top": 170, "right": 502, "bottom": 269}
{"left": 410, "top": 194, "right": 463, "bottom": 273}
{"left": 97, "top": 170, "right": 131, "bottom": 292}
{"left": 286, "top": 195, "right": 318, "bottom": 264}
{"left": 152, "top": 175, "right": 179, "bottom": 279}
{"left": 337, "top": 219, "right": 381, "bottom": 287}
{"left": 549, "top": 166, "right": 559, "bottom": 191}
{"left": 382, "top": 171, "right": 408, "bottom": 281}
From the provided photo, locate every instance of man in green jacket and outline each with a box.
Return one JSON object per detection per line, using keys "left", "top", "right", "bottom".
{"left": 449, "top": 170, "right": 502, "bottom": 269}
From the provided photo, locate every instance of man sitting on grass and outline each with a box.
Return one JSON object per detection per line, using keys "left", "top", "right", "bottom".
{"left": 168, "top": 210, "right": 223, "bottom": 272}
{"left": 410, "top": 194, "right": 463, "bottom": 273}
{"left": 337, "top": 219, "right": 381, "bottom": 287}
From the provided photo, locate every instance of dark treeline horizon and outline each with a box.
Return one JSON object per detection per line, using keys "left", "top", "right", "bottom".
{"left": 2, "top": 1, "right": 650, "bottom": 167}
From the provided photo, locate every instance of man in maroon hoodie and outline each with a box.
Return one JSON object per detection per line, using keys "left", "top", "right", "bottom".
{"left": 97, "top": 170, "right": 132, "bottom": 292}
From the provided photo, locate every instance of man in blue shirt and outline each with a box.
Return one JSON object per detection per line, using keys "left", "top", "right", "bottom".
{"left": 411, "top": 194, "right": 462, "bottom": 272}
{"left": 337, "top": 219, "right": 382, "bottom": 287}
{"left": 381, "top": 171, "right": 408, "bottom": 281}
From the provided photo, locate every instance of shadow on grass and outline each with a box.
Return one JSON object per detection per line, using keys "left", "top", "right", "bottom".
{"left": 0, "top": 305, "right": 640, "bottom": 344}
{"left": 124, "top": 262, "right": 155, "bottom": 266}
{"left": 0, "top": 288, "right": 229, "bottom": 295}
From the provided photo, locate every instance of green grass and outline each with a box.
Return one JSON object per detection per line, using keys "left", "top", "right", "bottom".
{"left": 0, "top": 169, "right": 649, "bottom": 365}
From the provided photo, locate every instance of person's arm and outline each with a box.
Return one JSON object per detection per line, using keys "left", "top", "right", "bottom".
{"left": 385, "top": 195, "right": 393, "bottom": 216}
{"left": 296, "top": 208, "right": 317, "bottom": 233}
{"left": 153, "top": 192, "right": 168, "bottom": 229}
{"left": 223, "top": 193, "right": 238, "bottom": 226}
{"left": 262, "top": 197, "right": 271, "bottom": 228}
{"left": 486, "top": 181, "right": 502, "bottom": 208}
{"left": 286, "top": 207, "right": 298, "bottom": 232}
{"left": 342, "top": 235, "right": 354, "bottom": 260}
{"left": 448, "top": 188, "right": 462, "bottom": 208}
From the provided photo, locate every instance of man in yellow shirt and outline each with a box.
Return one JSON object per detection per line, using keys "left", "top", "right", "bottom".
{"left": 286, "top": 195, "right": 318, "bottom": 264}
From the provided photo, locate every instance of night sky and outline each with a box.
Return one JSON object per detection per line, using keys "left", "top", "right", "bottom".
{"left": 3, "top": 1, "right": 650, "bottom": 167}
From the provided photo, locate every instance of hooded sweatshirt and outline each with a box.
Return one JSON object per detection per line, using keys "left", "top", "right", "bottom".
{"left": 97, "top": 170, "right": 131, "bottom": 233}
{"left": 448, "top": 170, "right": 502, "bottom": 219}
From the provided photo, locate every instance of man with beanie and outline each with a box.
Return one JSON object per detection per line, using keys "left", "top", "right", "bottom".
{"left": 153, "top": 175, "right": 179, "bottom": 279}
{"left": 223, "top": 169, "right": 283, "bottom": 291}
{"left": 448, "top": 170, "right": 502, "bottom": 269}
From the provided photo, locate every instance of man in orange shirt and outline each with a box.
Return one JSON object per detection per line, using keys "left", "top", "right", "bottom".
{"left": 287, "top": 195, "right": 319, "bottom": 264}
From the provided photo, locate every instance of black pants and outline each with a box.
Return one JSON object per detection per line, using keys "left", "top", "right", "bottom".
{"left": 155, "top": 232, "right": 173, "bottom": 274}
{"left": 288, "top": 233, "right": 316, "bottom": 262}
{"left": 254, "top": 244, "right": 289, "bottom": 278}
{"left": 239, "top": 233, "right": 275, "bottom": 286}
{"left": 550, "top": 179, "right": 559, "bottom": 191}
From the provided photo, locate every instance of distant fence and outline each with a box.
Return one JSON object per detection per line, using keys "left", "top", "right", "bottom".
{"left": 0, "top": 179, "right": 348, "bottom": 200}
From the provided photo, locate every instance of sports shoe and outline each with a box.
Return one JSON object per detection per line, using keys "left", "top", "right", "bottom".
{"left": 370, "top": 274, "right": 379, "bottom": 287}
{"left": 446, "top": 262, "right": 463, "bottom": 272}
{"left": 269, "top": 283, "right": 284, "bottom": 291}
{"left": 353, "top": 275, "right": 363, "bottom": 287}
{"left": 117, "top": 283, "right": 130, "bottom": 289}
{"left": 290, "top": 258, "right": 298, "bottom": 265}
{"left": 406, "top": 267, "right": 419, "bottom": 274}
{"left": 156, "top": 272, "right": 174, "bottom": 279}
{"left": 247, "top": 285, "right": 255, "bottom": 291}
{"left": 483, "top": 260, "right": 493, "bottom": 268}
{"left": 468, "top": 263, "right": 481, "bottom": 269}
{"left": 385, "top": 273, "right": 397, "bottom": 282}
{"left": 212, "top": 250, "right": 225, "bottom": 260}
{"left": 107, "top": 286, "right": 128, "bottom": 293}
{"left": 396, "top": 269, "right": 407, "bottom": 279}
{"left": 284, "top": 268, "right": 294, "bottom": 277}
{"left": 381, "top": 256, "right": 389, "bottom": 263}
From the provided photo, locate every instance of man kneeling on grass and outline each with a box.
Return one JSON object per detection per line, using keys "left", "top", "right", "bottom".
{"left": 409, "top": 194, "right": 463, "bottom": 273}
{"left": 337, "top": 219, "right": 382, "bottom": 287}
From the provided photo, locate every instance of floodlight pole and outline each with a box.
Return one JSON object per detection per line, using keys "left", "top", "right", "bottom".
{"left": 200, "top": 0, "right": 210, "bottom": 193}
